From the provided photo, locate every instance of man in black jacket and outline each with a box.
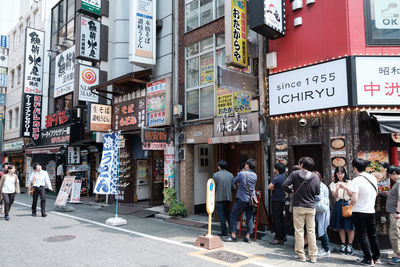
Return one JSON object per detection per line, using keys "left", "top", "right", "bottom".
{"left": 283, "top": 157, "right": 320, "bottom": 263}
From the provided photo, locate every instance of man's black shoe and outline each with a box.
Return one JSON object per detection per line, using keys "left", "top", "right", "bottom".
{"left": 42, "top": 213, "right": 47, "bottom": 217}
{"left": 243, "top": 237, "right": 251, "bottom": 243}
{"left": 218, "top": 232, "right": 228, "bottom": 237}
{"left": 224, "top": 236, "right": 237, "bottom": 242}
{"left": 269, "top": 239, "right": 284, "bottom": 245}
{"left": 32, "top": 213, "right": 37, "bottom": 217}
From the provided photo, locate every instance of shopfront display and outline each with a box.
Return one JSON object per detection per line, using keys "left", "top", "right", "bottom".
{"left": 118, "top": 148, "right": 134, "bottom": 203}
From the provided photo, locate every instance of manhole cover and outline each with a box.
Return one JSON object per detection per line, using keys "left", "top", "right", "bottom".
{"left": 43, "top": 235, "right": 76, "bottom": 242}
{"left": 204, "top": 250, "right": 249, "bottom": 263}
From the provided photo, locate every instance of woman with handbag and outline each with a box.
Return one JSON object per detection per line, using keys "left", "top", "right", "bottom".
{"left": 329, "top": 166, "right": 355, "bottom": 255}
{"left": 0, "top": 165, "right": 20, "bottom": 221}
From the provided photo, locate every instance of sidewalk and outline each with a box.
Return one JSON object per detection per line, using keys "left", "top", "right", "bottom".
{"left": 18, "top": 193, "right": 393, "bottom": 266}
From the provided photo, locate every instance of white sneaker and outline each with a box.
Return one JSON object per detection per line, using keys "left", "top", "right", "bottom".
{"left": 318, "top": 250, "right": 330, "bottom": 257}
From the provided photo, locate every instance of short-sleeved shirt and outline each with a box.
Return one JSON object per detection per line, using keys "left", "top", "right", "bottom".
{"left": 351, "top": 172, "right": 377, "bottom": 214}
{"left": 386, "top": 179, "right": 400, "bottom": 214}
{"left": 271, "top": 173, "right": 286, "bottom": 202}
{"left": 329, "top": 181, "right": 352, "bottom": 202}
{"left": 234, "top": 170, "right": 257, "bottom": 202}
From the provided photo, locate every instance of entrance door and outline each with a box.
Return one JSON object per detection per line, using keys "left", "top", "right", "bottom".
{"left": 293, "top": 144, "right": 323, "bottom": 174}
{"left": 194, "top": 145, "right": 213, "bottom": 209}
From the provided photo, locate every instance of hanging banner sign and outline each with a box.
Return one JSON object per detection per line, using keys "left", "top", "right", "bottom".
{"left": 89, "top": 103, "right": 112, "bottom": 132}
{"left": 21, "top": 94, "right": 42, "bottom": 141}
{"left": 78, "top": 64, "right": 99, "bottom": 102}
{"left": 249, "top": 0, "right": 286, "bottom": 39}
{"left": 94, "top": 132, "right": 120, "bottom": 195}
{"left": 68, "top": 147, "right": 81, "bottom": 164}
{"left": 54, "top": 46, "right": 75, "bottom": 97}
{"left": 76, "top": 15, "right": 100, "bottom": 62}
{"left": 23, "top": 28, "right": 45, "bottom": 95}
{"left": 146, "top": 78, "right": 171, "bottom": 127}
{"left": 0, "top": 74, "right": 6, "bottom": 87}
{"left": 129, "top": 0, "right": 156, "bottom": 66}
{"left": 0, "top": 35, "right": 7, "bottom": 48}
{"left": 55, "top": 176, "right": 75, "bottom": 207}
{"left": 225, "top": 0, "right": 248, "bottom": 68}
{"left": 164, "top": 144, "right": 175, "bottom": 183}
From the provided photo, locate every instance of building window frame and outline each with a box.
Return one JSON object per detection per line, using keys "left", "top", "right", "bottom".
{"left": 185, "top": 0, "right": 224, "bottom": 32}
{"left": 185, "top": 34, "right": 225, "bottom": 121}
{"left": 7, "top": 109, "right": 12, "bottom": 130}
{"left": 14, "top": 107, "right": 19, "bottom": 129}
{"left": 364, "top": 0, "right": 400, "bottom": 46}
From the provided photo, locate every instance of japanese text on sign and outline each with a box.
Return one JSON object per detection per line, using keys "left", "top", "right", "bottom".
{"left": 79, "top": 16, "right": 100, "bottom": 61}
{"left": 55, "top": 46, "right": 75, "bottom": 97}
{"left": 22, "top": 94, "right": 42, "bottom": 141}
{"left": 45, "top": 110, "right": 70, "bottom": 128}
{"left": 231, "top": 0, "right": 247, "bottom": 68}
{"left": 89, "top": 103, "right": 112, "bottom": 132}
{"left": 135, "top": 0, "right": 154, "bottom": 59}
{"left": 23, "top": 28, "right": 44, "bottom": 95}
{"left": 216, "top": 116, "right": 248, "bottom": 134}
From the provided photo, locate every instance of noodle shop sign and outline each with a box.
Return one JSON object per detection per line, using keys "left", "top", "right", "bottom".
{"left": 78, "top": 64, "right": 99, "bottom": 102}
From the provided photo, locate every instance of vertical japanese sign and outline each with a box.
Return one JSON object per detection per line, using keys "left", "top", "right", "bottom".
{"left": 164, "top": 144, "right": 175, "bottom": 188}
{"left": 89, "top": 103, "right": 112, "bottom": 132}
{"left": 81, "top": 0, "right": 101, "bottom": 16}
{"left": 94, "top": 132, "right": 120, "bottom": 195}
{"left": 225, "top": 0, "right": 248, "bottom": 68}
{"left": 55, "top": 46, "right": 75, "bottom": 97}
{"left": 0, "top": 35, "right": 7, "bottom": 48}
{"left": 21, "top": 94, "right": 42, "bottom": 141}
{"left": 78, "top": 64, "right": 99, "bottom": 102}
{"left": 0, "top": 74, "right": 7, "bottom": 87}
{"left": 77, "top": 15, "right": 100, "bottom": 62}
{"left": 146, "top": 78, "right": 171, "bottom": 127}
{"left": 23, "top": 28, "right": 45, "bottom": 95}
{"left": 355, "top": 57, "right": 400, "bottom": 105}
{"left": 200, "top": 53, "right": 214, "bottom": 84}
{"left": 129, "top": 0, "right": 156, "bottom": 66}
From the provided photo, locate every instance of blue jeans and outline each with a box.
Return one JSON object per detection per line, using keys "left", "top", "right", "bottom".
{"left": 215, "top": 200, "right": 231, "bottom": 234}
{"left": 320, "top": 232, "right": 330, "bottom": 252}
{"left": 230, "top": 198, "right": 254, "bottom": 235}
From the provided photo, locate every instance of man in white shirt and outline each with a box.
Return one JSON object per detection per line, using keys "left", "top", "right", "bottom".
{"left": 28, "top": 162, "right": 53, "bottom": 217}
{"left": 56, "top": 163, "right": 64, "bottom": 193}
{"left": 343, "top": 158, "right": 380, "bottom": 265}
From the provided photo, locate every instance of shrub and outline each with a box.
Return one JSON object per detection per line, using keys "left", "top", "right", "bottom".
{"left": 168, "top": 201, "right": 188, "bottom": 217}
{"left": 163, "top": 188, "right": 176, "bottom": 204}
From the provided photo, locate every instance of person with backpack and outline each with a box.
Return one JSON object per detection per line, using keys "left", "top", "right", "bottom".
{"left": 314, "top": 171, "right": 330, "bottom": 257}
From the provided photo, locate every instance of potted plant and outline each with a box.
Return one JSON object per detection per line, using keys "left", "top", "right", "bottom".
{"left": 163, "top": 188, "right": 176, "bottom": 212}
{"left": 168, "top": 201, "right": 188, "bottom": 218}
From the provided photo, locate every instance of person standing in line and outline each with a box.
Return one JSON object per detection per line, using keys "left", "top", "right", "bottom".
{"left": 0, "top": 162, "right": 10, "bottom": 214}
{"left": 329, "top": 166, "right": 355, "bottom": 255}
{"left": 0, "top": 165, "right": 20, "bottom": 221}
{"left": 213, "top": 159, "right": 235, "bottom": 237}
{"left": 314, "top": 171, "right": 331, "bottom": 257}
{"left": 268, "top": 162, "right": 287, "bottom": 245}
{"left": 283, "top": 157, "right": 320, "bottom": 263}
{"left": 56, "top": 163, "right": 64, "bottom": 193}
{"left": 385, "top": 166, "right": 400, "bottom": 265}
{"left": 225, "top": 158, "right": 257, "bottom": 243}
{"left": 341, "top": 158, "right": 380, "bottom": 266}
{"left": 28, "top": 163, "right": 53, "bottom": 217}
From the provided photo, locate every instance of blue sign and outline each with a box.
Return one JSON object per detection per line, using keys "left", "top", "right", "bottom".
{"left": 0, "top": 74, "right": 6, "bottom": 87}
{"left": 0, "top": 94, "right": 5, "bottom": 106}
{"left": 0, "top": 36, "right": 7, "bottom": 48}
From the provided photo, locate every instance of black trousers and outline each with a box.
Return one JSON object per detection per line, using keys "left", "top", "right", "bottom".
{"left": 352, "top": 212, "right": 380, "bottom": 261}
{"left": 56, "top": 175, "right": 63, "bottom": 193}
{"left": 271, "top": 200, "right": 286, "bottom": 240}
{"left": 2, "top": 193, "right": 15, "bottom": 217}
{"left": 32, "top": 186, "right": 46, "bottom": 215}
{"left": 215, "top": 200, "right": 231, "bottom": 234}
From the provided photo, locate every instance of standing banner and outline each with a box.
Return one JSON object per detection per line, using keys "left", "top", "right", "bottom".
{"left": 94, "top": 132, "right": 120, "bottom": 194}
{"left": 55, "top": 176, "right": 75, "bottom": 207}
{"left": 69, "top": 180, "right": 82, "bottom": 203}
{"left": 23, "top": 28, "right": 45, "bottom": 95}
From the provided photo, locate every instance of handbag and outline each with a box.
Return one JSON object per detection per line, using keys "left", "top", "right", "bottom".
{"left": 315, "top": 189, "right": 329, "bottom": 213}
{"left": 289, "top": 171, "right": 312, "bottom": 213}
{"left": 341, "top": 185, "right": 353, "bottom": 218}
{"left": 245, "top": 172, "right": 258, "bottom": 208}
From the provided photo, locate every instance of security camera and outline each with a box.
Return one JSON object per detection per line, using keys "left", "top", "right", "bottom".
{"left": 299, "top": 118, "right": 307, "bottom": 127}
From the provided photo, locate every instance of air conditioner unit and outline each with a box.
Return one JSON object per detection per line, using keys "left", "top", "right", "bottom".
{"left": 266, "top": 52, "right": 277, "bottom": 69}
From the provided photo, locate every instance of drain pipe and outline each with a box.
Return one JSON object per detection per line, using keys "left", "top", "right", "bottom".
{"left": 173, "top": 0, "right": 180, "bottom": 202}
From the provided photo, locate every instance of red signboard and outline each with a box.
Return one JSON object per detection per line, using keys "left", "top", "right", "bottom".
{"left": 45, "top": 110, "right": 70, "bottom": 128}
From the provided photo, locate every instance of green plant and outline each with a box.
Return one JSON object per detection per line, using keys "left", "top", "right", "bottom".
{"left": 163, "top": 188, "right": 176, "bottom": 204}
{"left": 168, "top": 201, "right": 188, "bottom": 217}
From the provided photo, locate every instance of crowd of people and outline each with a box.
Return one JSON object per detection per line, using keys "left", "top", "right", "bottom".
{"left": 213, "top": 156, "right": 400, "bottom": 266}
{"left": 0, "top": 162, "right": 53, "bottom": 220}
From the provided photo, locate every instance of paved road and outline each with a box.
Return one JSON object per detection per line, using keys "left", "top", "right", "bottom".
{"left": 0, "top": 194, "right": 391, "bottom": 266}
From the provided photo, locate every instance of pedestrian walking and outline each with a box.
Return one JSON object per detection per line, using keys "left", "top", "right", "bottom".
{"left": 0, "top": 162, "right": 10, "bottom": 215}
{"left": 225, "top": 158, "right": 257, "bottom": 243}
{"left": 268, "top": 162, "right": 287, "bottom": 245}
{"left": 283, "top": 157, "right": 320, "bottom": 263}
{"left": 28, "top": 163, "right": 53, "bottom": 217}
{"left": 385, "top": 166, "right": 400, "bottom": 265}
{"left": 314, "top": 171, "right": 330, "bottom": 257}
{"left": 56, "top": 163, "right": 64, "bottom": 193}
{"left": 329, "top": 166, "right": 355, "bottom": 255}
{"left": 213, "top": 159, "right": 235, "bottom": 237}
{"left": 0, "top": 165, "right": 20, "bottom": 221}
{"left": 345, "top": 158, "right": 380, "bottom": 266}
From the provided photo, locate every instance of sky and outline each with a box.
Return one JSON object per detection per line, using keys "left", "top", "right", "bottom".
{"left": 0, "top": 0, "right": 32, "bottom": 37}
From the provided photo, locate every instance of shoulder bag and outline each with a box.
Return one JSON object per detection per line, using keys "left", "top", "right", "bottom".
{"left": 246, "top": 172, "right": 258, "bottom": 208}
{"left": 28, "top": 174, "right": 36, "bottom": 196}
{"left": 289, "top": 171, "right": 312, "bottom": 213}
{"left": 360, "top": 175, "right": 378, "bottom": 195}
{"left": 341, "top": 185, "right": 353, "bottom": 218}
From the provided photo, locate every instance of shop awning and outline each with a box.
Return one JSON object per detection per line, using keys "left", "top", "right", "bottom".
{"left": 367, "top": 111, "right": 400, "bottom": 134}
{"left": 89, "top": 69, "right": 152, "bottom": 96}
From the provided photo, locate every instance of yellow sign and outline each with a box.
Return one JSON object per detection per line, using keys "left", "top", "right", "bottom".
{"left": 216, "top": 88, "right": 252, "bottom": 116}
{"left": 231, "top": 0, "right": 247, "bottom": 68}
{"left": 200, "top": 53, "right": 214, "bottom": 85}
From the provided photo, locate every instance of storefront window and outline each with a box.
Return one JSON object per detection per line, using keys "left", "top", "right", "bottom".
{"left": 364, "top": 0, "right": 400, "bottom": 45}
{"left": 185, "top": 34, "right": 225, "bottom": 121}
{"left": 185, "top": 0, "right": 224, "bottom": 32}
